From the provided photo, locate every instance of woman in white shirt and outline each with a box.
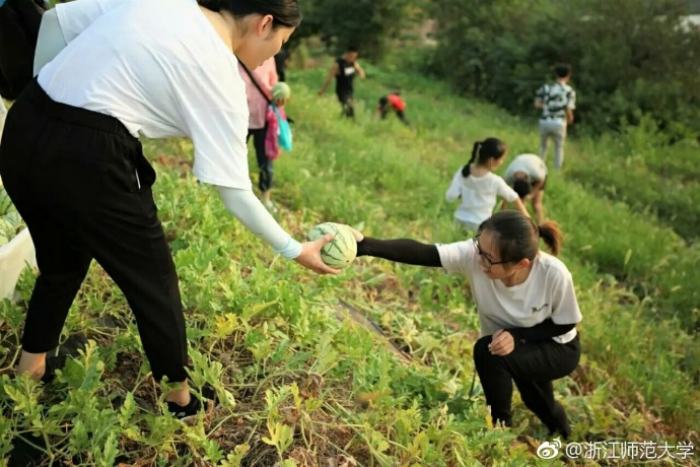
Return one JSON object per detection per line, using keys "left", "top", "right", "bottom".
{"left": 445, "top": 137, "right": 529, "bottom": 231}
{"left": 353, "top": 210, "right": 582, "bottom": 438}
{"left": 504, "top": 153, "right": 548, "bottom": 224}
{"left": 0, "top": 0, "right": 337, "bottom": 418}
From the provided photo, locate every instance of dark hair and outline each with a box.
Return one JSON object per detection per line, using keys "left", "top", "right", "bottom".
{"left": 554, "top": 63, "right": 571, "bottom": 79}
{"left": 478, "top": 210, "right": 562, "bottom": 261}
{"left": 346, "top": 45, "right": 359, "bottom": 53}
{"left": 197, "top": 0, "right": 302, "bottom": 28}
{"left": 512, "top": 178, "right": 532, "bottom": 199}
{"left": 461, "top": 137, "right": 507, "bottom": 177}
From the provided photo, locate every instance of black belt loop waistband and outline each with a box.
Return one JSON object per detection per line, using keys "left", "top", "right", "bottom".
{"left": 24, "top": 79, "right": 136, "bottom": 140}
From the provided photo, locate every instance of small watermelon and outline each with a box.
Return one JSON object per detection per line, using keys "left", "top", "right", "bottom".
{"left": 307, "top": 222, "right": 357, "bottom": 269}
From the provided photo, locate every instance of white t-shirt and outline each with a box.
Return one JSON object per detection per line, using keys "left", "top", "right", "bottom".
{"left": 437, "top": 239, "right": 581, "bottom": 343}
{"left": 39, "top": 0, "right": 252, "bottom": 190}
{"left": 505, "top": 154, "right": 548, "bottom": 185}
{"left": 445, "top": 169, "right": 519, "bottom": 228}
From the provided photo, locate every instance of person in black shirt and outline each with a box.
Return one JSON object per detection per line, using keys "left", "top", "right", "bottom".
{"left": 0, "top": 0, "right": 46, "bottom": 99}
{"left": 319, "top": 45, "right": 365, "bottom": 118}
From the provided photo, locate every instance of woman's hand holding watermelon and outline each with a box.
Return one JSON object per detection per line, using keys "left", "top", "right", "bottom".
{"left": 295, "top": 234, "right": 341, "bottom": 274}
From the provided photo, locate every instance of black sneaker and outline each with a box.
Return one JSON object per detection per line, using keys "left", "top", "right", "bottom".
{"left": 40, "top": 333, "right": 88, "bottom": 384}
{"left": 167, "top": 384, "right": 217, "bottom": 419}
{"left": 548, "top": 402, "right": 571, "bottom": 440}
{"left": 167, "top": 395, "right": 202, "bottom": 419}
{"left": 40, "top": 354, "right": 67, "bottom": 384}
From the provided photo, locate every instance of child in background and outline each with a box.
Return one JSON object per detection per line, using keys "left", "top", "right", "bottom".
{"left": 503, "top": 153, "right": 548, "bottom": 224}
{"left": 377, "top": 90, "right": 408, "bottom": 126}
{"left": 264, "top": 82, "right": 292, "bottom": 161}
{"left": 318, "top": 45, "right": 365, "bottom": 119}
{"left": 240, "top": 57, "right": 278, "bottom": 210}
{"left": 446, "top": 138, "right": 529, "bottom": 231}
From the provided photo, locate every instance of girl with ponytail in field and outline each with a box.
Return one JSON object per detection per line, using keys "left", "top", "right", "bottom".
{"left": 446, "top": 138, "right": 529, "bottom": 231}
{"left": 353, "top": 210, "right": 582, "bottom": 438}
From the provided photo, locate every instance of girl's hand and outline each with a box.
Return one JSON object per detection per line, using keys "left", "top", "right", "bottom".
{"left": 488, "top": 329, "right": 515, "bottom": 356}
{"left": 294, "top": 234, "right": 340, "bottom": 274}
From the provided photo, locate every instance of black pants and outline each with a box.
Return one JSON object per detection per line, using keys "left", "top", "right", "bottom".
{"left": 473, "top": 334, "right": 580, "bottom": 437}
{"left": 0, "top": 81, "right": 187, "bottom": 382}
{"left": 336, "top": 90, "right": 354, "bottom": 119}
{"left": 247, "top": 127, "right": 273, "bottom": 193}
{"left": 378, "top": 104, "right": 409, "bottom": 125}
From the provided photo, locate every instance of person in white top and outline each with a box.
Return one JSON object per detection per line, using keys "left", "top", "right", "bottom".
{"left": 0, "top": 0, "right": 339, "bottom": 419}
{"left": 445, "top": 137, "right": 529, "bottom": 231}
{"left": 504, "top": 153, "right": 548, "bottom": 224}
{"left": 352, "top": 210, "right": 582, "bottom": 438}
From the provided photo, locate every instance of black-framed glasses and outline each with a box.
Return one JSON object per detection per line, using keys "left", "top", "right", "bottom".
{"left": 473, "top": 235, "right": 513, "bottom": 270}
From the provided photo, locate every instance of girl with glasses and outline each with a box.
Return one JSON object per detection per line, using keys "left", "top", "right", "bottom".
{"left": 352, "top": 210, "right": 582, "bottom": 438}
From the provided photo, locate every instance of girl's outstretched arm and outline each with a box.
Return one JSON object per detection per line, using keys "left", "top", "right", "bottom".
{"left": 357, "top": 237, "right": 442, "bottom": 267}
{"left": 510, "top": 197, "right": 531, "bottom": 219}
{"left": 445, "top": 169, "right": 462, "bottom": 202}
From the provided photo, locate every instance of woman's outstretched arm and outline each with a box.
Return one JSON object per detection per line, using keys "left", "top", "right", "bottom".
{"left": 357, "top": 237, "right": 442, "bottom": 267}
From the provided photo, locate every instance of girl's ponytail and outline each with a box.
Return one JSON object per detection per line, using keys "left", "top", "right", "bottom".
{"left": 478, "top": 211, "right": 563, "bottom": 262}
{"left": 461, "top": 141, "right": 482, "bottom": 177}
{"left": 538, "top": 221, "right": 563, "bottom": 256}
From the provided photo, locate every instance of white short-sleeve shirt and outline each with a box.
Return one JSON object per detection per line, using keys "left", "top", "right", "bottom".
{"left": 437, "top": 239, "right": 582, "bottom": 343}
{"left": 505, "top": 154, "right": 548, "bottom": 186}
{"left": 445, "top": 169, "right": 519, "bottom": 228}
{"left": 39, "top": 0, "right": 251, "bottom": 190}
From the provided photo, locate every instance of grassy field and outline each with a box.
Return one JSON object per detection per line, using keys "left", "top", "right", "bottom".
{"left": 0, "top": 62, "right": 698, "bottom": 466}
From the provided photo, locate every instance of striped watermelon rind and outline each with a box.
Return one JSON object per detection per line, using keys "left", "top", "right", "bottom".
{"left": 307, "top": 222, "right": 358, "bottom": 269}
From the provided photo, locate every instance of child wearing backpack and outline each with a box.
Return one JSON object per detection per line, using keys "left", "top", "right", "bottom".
{"left": 446, "top": 137, "right": 529, "bottom": 231}
{"left": 264, "top": 81, "right": 292, "bottom": 163}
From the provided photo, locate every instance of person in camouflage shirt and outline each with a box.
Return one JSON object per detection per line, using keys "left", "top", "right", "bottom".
{"left": 535, "top": 64, "right": 576, "bottom": 169}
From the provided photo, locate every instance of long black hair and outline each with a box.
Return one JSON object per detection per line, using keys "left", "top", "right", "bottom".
{"left": 461, "top": 137, "right": 507, "bottom": 177}
{"left": 478, "top": 210, "right": 563, "bottom": 261}
{"left": 197, "top": 0, "right": 302, "bottom": 28}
